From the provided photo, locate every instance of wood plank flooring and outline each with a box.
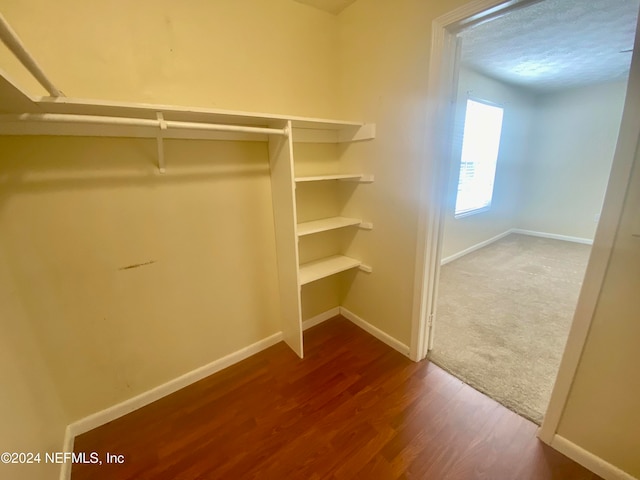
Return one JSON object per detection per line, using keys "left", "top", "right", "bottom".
{"left": 72, "top": 316, "right": 600, "bottom": 479}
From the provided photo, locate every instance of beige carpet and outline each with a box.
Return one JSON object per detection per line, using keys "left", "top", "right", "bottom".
{"left": 429, "top": 233, "right": 591, "bottom": 424}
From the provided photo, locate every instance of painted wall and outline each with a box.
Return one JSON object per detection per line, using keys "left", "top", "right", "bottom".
{"left": 336, "top": 0, "right": 470, "bottom": 345}
{"left": 556, "top": 123, "right": 640, "bottom": 477}
{"left": 518, "top": 81, "right": 628, "bottom": 240}
{"left": 553, "top": 43, "right": 640, "bottom": 476}
{"left": 0, "top": 0, "right": 339, "bottom": 118}
{"left": 0, "top": 246, "right": 68, "bottom": 480}
{"left": 0, "top": 136, "right": 281, "bottom": 422}
{"left": 441, "top": 67, "right": 535, "bottom": 260}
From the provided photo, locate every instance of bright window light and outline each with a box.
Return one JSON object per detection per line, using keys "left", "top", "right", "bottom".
{"left": 455, "top": 98, "right": 504, "bottom": 217}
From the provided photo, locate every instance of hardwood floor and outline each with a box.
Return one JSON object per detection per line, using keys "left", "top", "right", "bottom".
{"left": 72, "top": 316, "right": 600, "bottom": 479}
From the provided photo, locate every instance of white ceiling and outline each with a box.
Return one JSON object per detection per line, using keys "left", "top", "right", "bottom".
{"left": 293, "top": 0, "right": 357, "bottom": 15}
{"left": 460, "top": 0, "right": 640, "bottom": 92}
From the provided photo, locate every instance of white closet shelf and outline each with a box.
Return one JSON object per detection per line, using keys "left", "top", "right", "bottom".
{"left": 35, "top": 96, "right": 367, "bottom": 131}
{"left": 0, "top": 15, "right": 374, "bottom": 138}
{"left": 0, "top": 71, "right": 375, "bottom": 143}
{"left": 299, "top": 255, "right": 362, "bottom": 285}
{"left": 295, "top": 173, "right": 374, "bottom": 183}
{"left": 297, "top": 216, "right": 362, "bottom": 236}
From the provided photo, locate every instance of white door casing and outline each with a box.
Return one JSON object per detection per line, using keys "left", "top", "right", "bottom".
{"left": 412, "top": 0, "right": 640, "bottom": 447}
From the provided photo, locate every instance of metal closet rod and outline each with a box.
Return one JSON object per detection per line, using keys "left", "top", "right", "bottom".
{"left": 0, "top": 13, "right": 64, "bottom": 97}
{"left": 0, "top": 113, "right": 289, "bottom": 136}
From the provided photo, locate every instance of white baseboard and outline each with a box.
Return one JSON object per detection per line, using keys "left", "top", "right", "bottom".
{"left": 59, "top": 425, "right": 74, "bottom": 480}
{"left": 302, "top": 307, "right": 340, "bottom": 331}
{"left": 441, "top": 229, "right": 513, "bottom": 265}
{"left": 441, "top": 228, "right": 594, "bottom": 266}
{"left": 67, "top": 331, "right": 283, "bottom": 438}
{"left": 339, "top": 306, "right": 410, "bottom": 357}
{"left": 61, "top": 307, "right": 407, "bottom": 479}
{"left": 549, "top": 435, "right": 637, "bottom": 480}
{"left": 512, "top": 229, "right": 593, "bottom": 245}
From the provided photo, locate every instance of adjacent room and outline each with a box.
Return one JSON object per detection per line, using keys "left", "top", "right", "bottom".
{"left": 1, "top": 1, "right": 639, "bottom": 479}
{"left": 430, "top": 0, "right": 638, "bottom": 424}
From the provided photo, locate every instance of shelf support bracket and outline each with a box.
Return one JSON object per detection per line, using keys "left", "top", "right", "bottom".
{"left": 156, "top": 112, "right": 167, "bottom": 174}
{"left": 359, "top": 264, "right": 373, "bottom": 274}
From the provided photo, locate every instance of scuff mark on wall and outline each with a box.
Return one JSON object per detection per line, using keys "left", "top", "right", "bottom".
{"left": 118, "top": 260, "right": 156, "bottom": 271}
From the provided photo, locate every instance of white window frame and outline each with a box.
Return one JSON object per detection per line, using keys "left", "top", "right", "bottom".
{"left": 454, "top": 97, "right": 504, "bottom": 218}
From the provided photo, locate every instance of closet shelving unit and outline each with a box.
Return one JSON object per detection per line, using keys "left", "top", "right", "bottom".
{"left": 294, "top": 174, "right": 374, "bottom": 284}
{"left": 0, "top": 14, "right": 375, "bottom": 359}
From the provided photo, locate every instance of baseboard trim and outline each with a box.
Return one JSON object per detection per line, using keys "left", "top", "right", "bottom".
{"left": 549, "top": 435, "right": 637, "bottom": 480}
{"left": 302, "top": 307, "right": 340, "bottom": 331}
{"left": 339, "top": 306, "right": 410, "bottom": 357}
{"left": 58, "top": 425, "right": 74, "bottom": 480}
{"left": 61, "top": 308, "right": 408, "bottom": 476}
{"left": 67, "top": 331, "right": 283, "bottom": 438}
{"left": 441, "top": 228, "right": 594, "bottom": 266}
{"left": 512, "top": 229, "right": 593, "bottom": 245}
{"left": 441, "top": 230, "right": 513, "bottom": 265}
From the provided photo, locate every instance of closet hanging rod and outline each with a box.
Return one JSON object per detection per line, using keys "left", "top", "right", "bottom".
{"left": 0, "top": 13, "right": 64, "bottom": 97}
{"left": 0, "top": 113, "right": 289, "bottom": 136}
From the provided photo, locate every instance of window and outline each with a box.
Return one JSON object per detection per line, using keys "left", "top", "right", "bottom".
{"left": 454, "top": 98, "right": 504, "bottom": 217}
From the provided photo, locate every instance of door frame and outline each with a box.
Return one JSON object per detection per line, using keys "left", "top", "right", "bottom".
{"left": 410, "top": 0, "right": 542, "bottom": 361}
{"left": 411, "top": 0, "right": 640, "bottom": 445}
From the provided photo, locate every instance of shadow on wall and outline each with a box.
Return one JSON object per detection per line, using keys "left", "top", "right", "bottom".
{"left": 0, "top": 136, "right": 269, "bottom": 199}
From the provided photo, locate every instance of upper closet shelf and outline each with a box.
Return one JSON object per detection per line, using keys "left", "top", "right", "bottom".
{"left": 0, "top": 12, "right": 374, "bottom": 175}
{"left": 0, "top": 69, "right": 375, "bottom": 144}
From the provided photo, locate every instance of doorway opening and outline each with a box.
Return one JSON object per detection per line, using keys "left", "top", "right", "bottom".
{"left": 422, "top": 0, "right": 639, "bottom": 424}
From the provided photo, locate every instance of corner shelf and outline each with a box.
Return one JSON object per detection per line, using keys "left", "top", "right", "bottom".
{"left": 299, "top": 255, "right": 362, "bottom": 286}
{"left": 297, "top": 216, "right": 362, "bottom": 237}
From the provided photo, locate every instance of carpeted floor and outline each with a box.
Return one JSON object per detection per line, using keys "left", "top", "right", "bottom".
{"left": 429, "top": 233, "right": 591, "bottom": 424}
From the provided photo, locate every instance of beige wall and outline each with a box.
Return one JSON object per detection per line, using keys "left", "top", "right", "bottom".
{"left": 556, "top": 130, "right": 640, "bottom": 477}
{"left": 519, "top": 81, "right": 628, "bottom": 240}
{"left": 0, "top": 136, "right": 281, "bottom": 421}
{"left": 442, "top": 67, "right": 534, "bottom": 260}
{"left": 554, "top": 39, "right": 640, "bottom": 475}
{"left": 0, "top": 0, "right": 339, "bottom": 118}
{"left": 0, "top": 245, "right": 67, "bottom": 479}
{"left": 336, "top": 0, "right": 469, "bottom": 345}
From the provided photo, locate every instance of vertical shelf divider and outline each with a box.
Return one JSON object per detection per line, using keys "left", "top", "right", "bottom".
{"left": 268, "top": 120, "right": 304, "bottom": 358}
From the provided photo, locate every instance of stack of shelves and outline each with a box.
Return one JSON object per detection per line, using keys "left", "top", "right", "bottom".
{"left": 268, "top": 123, "right": 375, "bottom": 358}
{"left": 295, "top": 175, "right": 373, "bottom": 286}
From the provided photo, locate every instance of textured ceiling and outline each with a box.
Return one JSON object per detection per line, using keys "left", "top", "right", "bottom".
{"left": 293, "top": 0, "right": 357, "bottom": 15}
{"left": 460, "top": 0, "right": 640, "bottom": 92}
